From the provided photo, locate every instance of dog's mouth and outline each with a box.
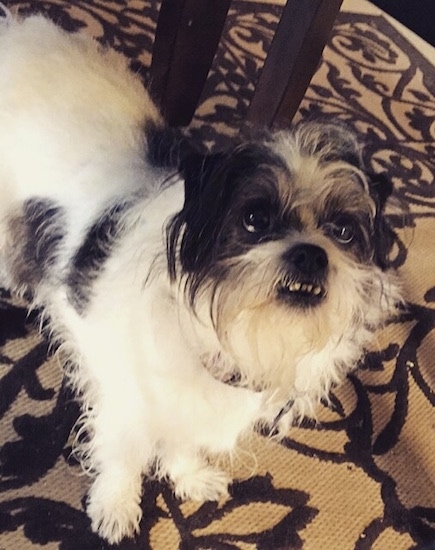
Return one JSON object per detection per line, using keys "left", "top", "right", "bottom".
{"left": 276, "top": 276, "right": 326, "bottom": 307}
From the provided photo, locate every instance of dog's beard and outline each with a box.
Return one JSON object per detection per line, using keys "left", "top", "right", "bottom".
{"left": 188, "top": 234, "right": 397, "bottom": 399}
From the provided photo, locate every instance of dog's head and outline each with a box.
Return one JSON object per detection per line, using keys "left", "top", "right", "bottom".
{"left": 167, "top": 122, "right": 399, "bottom": 391}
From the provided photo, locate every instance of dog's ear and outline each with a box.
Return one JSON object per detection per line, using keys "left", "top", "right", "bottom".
{"left": 179, "top": 143, "right": 277, "bottom": 205}
{"left": 166, "top": 151, "right": 231, "bottom": 282}
{"left": 295, "top": 120, "right": 363, "bottom": 168}
{"left": 180, "top": 151, "right": 228, "bottom": 205}
{"left": 367, "top": 171, "right": 395, "bottom": 270}
{"left": 145, "top": 121, "right": 194, "bottom": 168}
{"left": 367, "top": 171, "right": 393, "bottom": 213}
{"left": 171, "top": 149, "right": 248, "bottom": 277}
{"left": 167, "top": 145, "right": 276, "bottom": 284}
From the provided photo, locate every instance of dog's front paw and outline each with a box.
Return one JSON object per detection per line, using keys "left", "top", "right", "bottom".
{"left": 257, "top": 395, "right": 297, "bottom": 438}
{"left": 172, "top": 465, "right": 230, "bottom": 502}
{"left": 87, "top": 472, "right": 143, "bottom": 544}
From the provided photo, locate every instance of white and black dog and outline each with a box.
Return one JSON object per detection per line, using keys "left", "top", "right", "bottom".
{"left": 0, "top": 15, "right": 400, "bottom": 544}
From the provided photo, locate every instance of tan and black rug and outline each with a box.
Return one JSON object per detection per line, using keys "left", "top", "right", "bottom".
{"left": 0, "top": 1, "right": 434, "bottom": 548}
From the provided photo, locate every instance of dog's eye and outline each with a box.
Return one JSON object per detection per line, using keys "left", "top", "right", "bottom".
{"left": 328, "top": 218, "right": 355, "bottom": 244}
{"left": 242, "top": 203, "right": 271, "bottom": 234}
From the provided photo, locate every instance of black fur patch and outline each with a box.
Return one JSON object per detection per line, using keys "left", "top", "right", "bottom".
{"left": 8, "top": 199, "right": 65, "bottom": 290}
{"left": 66, "top": 202, "right": 130, "bottom": 314}
{"left": 144, "top": 120, "right": 192, "bottom": 169}
{"left": 367, "top": 171, "right": 395, "bottom": 269}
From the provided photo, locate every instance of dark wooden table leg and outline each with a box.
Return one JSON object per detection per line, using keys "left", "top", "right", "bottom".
{"left": 149, "top": 0, "right": 231, "bottom": 127}
{"left": 247, "top": 0, "right": 343, "bottom": 128}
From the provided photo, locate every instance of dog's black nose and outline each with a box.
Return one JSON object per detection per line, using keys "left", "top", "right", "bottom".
{"left": 284, "top": 244, "right": 328, "bottom": 278}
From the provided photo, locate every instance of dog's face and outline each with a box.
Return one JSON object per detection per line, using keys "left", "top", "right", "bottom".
{"left": 167, "top": 122, "right": 396, "bottom": 391}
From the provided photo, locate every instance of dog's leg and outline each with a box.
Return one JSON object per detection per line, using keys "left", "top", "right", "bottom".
{"left": 84, "top": 389, "right": 150, "bottom": 544}
{"left": 87, "top": 465, "right": 143, "bottom": 544}
{"left": 161, "top": 449, "right": 230, "bottom": 502}
{"left": 155, "top": 371, "right": 265, "bottom": 502}
{"left": 51, "top": 297, "right": 153, "bottom": 543}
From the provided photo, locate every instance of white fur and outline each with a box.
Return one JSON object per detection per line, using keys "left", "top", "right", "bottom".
{"left": 0, "top": 16, "right": 400, "bottom": 544}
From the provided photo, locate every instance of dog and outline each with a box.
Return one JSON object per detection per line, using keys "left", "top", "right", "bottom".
{"left": 0, "top": 15, "right": 401, "bottom": 544}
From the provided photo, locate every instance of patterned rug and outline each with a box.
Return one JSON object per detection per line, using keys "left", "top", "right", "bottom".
{"left": 1, "top": 1, "right": 435, "bottom": 549}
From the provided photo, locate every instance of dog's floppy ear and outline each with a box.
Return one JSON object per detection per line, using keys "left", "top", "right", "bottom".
{"left": 367, "top": 171, "right": 395, "bottom": 270}
{"left": 145, "top": 121, "right": 194, "bottom": 168}
{"left": 166, "top": 150, "right": 230, "bottom": 282}
{"left": 167, "top": 144, "right": 275, "bottom": 284}
{"left": 367, "top": 171, "right": 393, "bottom": 213}
{"left": 179, "top": 143, "right": 278, "bottom": 208}
{"left": 295, "top": 120, "right": 364, "bottom": 168}
{"left": 180, "top": 151, "right": 228, "bottom": 205}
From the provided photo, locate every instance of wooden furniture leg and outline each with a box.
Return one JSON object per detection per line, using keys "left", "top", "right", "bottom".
{"left": 149, "top": 0, "right": 231, "bottom": 127}
{"left": 247, "top": 0, "right": 343, "bottom": 127}
{"left": 150, "top": 0, "right": 342, "bottom": 128}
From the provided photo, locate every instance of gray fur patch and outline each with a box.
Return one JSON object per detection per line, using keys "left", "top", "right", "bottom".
{"left": 7, "top": 198, "right": 65, "bottom": 292}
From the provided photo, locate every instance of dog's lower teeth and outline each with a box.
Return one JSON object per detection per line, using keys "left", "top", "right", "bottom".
{"left": 281, "top": 280, "right": 323, "bottom": 297}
